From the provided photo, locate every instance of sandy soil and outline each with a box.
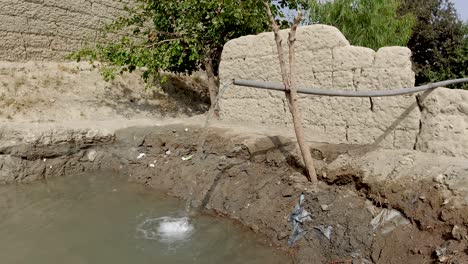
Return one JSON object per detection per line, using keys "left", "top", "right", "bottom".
{"left": 0, "top": 61, "right": 209, "bottom": 122}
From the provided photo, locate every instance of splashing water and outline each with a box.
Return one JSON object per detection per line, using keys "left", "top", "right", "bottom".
{"left": 137, "top": 83, "right": 232, "bottom": 246}
{"left": 184, "top": 82, "right": 232, "bottom": 214}
{"left": 137, "top": 217, "right": 194, "bottom": 243}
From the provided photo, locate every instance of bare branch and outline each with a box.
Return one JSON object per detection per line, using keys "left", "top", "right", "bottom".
{"left": 263, "top": 2, "right": 317, "bottom": 183}
{"left": 263, "top": 1, "right": 289, "bottom": 85}
{"left": 287, "top": 11, "right": 317, "bottom": 183}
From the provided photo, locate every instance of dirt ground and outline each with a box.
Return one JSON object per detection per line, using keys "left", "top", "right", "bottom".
{"left": 101, "top": 125, "right": 467, "bottom": 264}
{"left": 0, "top": 61, "right": 467, "bottom": 263}
{"left": 1, "top": 121, "right": 467, "bottom": 263}
{"left": 0, "top": 61, "right": 209, "bottom": 122}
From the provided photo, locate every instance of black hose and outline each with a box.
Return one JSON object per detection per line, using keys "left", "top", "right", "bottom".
{"left": 233, "top": 78, "right": 468, "bottom": 97}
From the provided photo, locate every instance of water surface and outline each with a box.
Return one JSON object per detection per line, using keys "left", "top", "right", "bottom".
{"left": 0, "top": 172, "right": 290, "bottom": 264}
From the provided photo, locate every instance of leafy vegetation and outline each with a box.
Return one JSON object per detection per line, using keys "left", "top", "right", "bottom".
{"left": 307, "top": 0, "right": 467, "bottom": 89}
{"left": 71, "top": 0, "right": 280, "bottom": 103}
{"left": 399, "top": 0, "right": 468, "bottom": 88}
{"left": 308, "top": 0, "right": 415, "bottom": 50}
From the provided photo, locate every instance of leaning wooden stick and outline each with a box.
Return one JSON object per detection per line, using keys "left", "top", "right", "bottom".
{"left": 263, "top": 2, "right": 318, "bottom": 183}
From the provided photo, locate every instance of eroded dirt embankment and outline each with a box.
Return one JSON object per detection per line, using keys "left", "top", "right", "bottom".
{"left": 1, "top": 123, "right": 467, "bottom": 263}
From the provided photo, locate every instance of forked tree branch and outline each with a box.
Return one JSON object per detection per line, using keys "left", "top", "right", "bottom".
{"left": 263, "top": 1, "right": 318, "bottom": 183}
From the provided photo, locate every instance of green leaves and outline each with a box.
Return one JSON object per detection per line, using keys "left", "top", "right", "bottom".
{"left": 308, "top": 0, "right": 415, "bottom": 51}
{"left": 400, "top": 0, "right": 467, "bottom": 88}
{"left": 71, "top": 0, "right": 274, "bottom": 86}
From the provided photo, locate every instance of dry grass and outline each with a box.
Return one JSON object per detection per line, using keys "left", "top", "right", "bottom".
{"left": 57, "top": 63, "right": 79, "bottom": 74}
{"left": 14, "top": 76, "right": 26, "bottom": 90}
{"left": 42, "top": 75, "right": 53, "bottom": 87}
{"left": 42, "top": 74, "right": 65, "bottom": 90}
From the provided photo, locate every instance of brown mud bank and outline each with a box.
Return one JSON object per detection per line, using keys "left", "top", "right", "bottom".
{"left": 1, "top": 122, "right": 467, "bottom": 263}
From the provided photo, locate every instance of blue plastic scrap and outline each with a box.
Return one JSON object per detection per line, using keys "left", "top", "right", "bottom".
{"left": 287, "top": 193, "right": 312, "bottom": 246}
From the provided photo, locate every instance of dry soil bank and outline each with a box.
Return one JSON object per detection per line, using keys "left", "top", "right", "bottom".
{"left": 1, "top": 120, "right": 467, "bottom": 263}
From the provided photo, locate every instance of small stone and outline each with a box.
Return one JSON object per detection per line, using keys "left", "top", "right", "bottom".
{"left": 282, "top": 187, "right": 294, "bottom": 197}
{"left": 434, "top": 174, "right": 445, "bottom": 184}
{"left": 87, "top": 150, "right": 97, "bottom": 162}
{"left": 165, "top": 150, "right": 171, "bottom": 155}
{"left": 451, "top": 225, "right": 466, "bottom": 241}
{"left": 251, "top": 224, "right": 259, "bottom": 232}
{"left": 321, "top": 204, "right": 330, "bottom": 211}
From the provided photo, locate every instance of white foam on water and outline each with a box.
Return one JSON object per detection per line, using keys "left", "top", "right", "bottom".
{"left": 137, "top": 216, "right": 194, "bottom": 243}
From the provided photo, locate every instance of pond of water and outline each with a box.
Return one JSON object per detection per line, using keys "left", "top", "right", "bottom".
{"left": 0, "top": 172, "right": 290, "bottom": 264}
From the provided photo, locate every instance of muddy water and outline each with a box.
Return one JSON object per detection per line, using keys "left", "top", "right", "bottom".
{"left": 0, "top": 172, "right": 290, "bottom": 264}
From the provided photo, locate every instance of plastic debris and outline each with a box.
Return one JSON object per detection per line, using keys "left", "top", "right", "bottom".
{"left": 370, "top": 208, "right": 410, "bottom": 234}
{"left": 287, "top": 193, "right": 313, "bottom": 246}
{"left": 435, "top": 246, "right": 447, "bottom": 260}
{"left": 315, "top": 225, "right": 333, "bottom": 240}
{"left": 181, "top": 155, "right": 193, "bottom": 161}
{"left": 350, "top": 251, "right": 373, "bottom": 263}
{"left": 137, "top": 153, "right": 146, "bottom": 160}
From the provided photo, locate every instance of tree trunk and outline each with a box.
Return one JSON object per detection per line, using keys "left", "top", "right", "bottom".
{"left": 263, "top": 2, "right": 318, "bottom": 183}
{"left": 203, "top": 57, "right": 219, "bottom": 106}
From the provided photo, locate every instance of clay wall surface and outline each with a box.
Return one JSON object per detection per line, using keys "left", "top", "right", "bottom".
{"left": 219, "top": 25, "right": 468, "bottom": 158}
{"left": 0, "top": 0, "right": 130, "bottom": 60}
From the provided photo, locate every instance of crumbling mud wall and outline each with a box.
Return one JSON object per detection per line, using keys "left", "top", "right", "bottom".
{"left": 219, "top": 25, "right": 468, "bottom": 159}
{"left": 0, "top": 0, "right": 130, "bottom": 60}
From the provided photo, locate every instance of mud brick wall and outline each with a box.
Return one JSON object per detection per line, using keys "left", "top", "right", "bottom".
{"left": 219, "top": 25, "right": 468, "bottom": 158}
{"left": 0, "top": 0, "right": 130, "bottom": 60}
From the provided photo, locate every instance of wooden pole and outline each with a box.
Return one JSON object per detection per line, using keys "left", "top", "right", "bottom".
{"left": 263, "top": 2, "right": 318, "bottom": 183}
